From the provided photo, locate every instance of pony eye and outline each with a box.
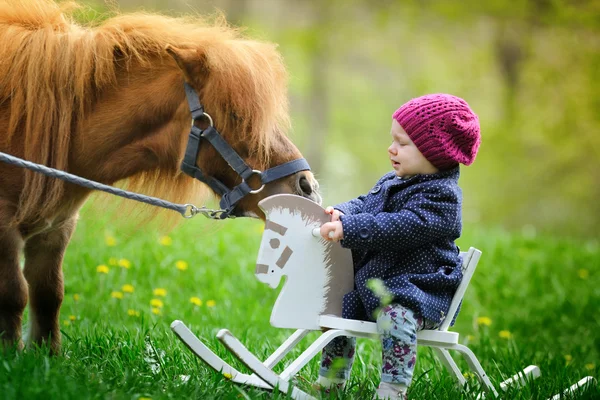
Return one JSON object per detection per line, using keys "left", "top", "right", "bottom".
{"left": 269, "top": 238, "right": 280, "bottom": 249}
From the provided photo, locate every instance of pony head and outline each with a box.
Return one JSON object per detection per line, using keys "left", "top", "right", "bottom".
{"left": 166, "top": 37, "right": 321, "bottom": 218}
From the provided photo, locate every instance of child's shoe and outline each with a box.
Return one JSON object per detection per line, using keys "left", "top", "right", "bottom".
{"left": 373, "top": 382, "right": 408, "bottom": 400}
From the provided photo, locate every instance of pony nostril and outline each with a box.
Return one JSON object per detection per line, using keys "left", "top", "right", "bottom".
{"left": 298, "top": 176, "right": 312, "bottom": 196}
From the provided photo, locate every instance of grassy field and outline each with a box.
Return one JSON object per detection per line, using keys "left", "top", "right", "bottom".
{"left": 1, "top": 204, "right": 598, "bottom": 399}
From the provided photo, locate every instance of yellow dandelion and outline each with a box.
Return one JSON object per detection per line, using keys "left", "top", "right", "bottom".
{"left": 578, "top": 269, "right": 589, "bottom": 279}
{"left": 105, "top": 235, "right": 117, "bottom": 247}
{"left": 190, "top": 297, "right": 202, "bottom": 306}
{"left": 138, "top": 397, "right": 152, "bottom": 400}
{"left": 108, "top": 257, "right": 118, "bottom": 266}
{"left": 118, "top": 258, "right": 132, "bottom": 269}
{"left": 159, "top": 236, "right": 172, "bottom": 246}
{"left": 466, "top": 335, "right": 475, "bottom": 341}
{"left": 128, "top": 309, "right": 140, "bottom": 317}
{"left": 151, "top": 307, "right": 161, "bottom": 315}
{"left": 477, "top": 316, "right": 492, "bottom": 326}
{"left": 122, "top": 284, "right": 134, "bottom": 293}
{"left": 150, "top": 299, "right": 164, "bottom": 308}
{"left": 153, "top": 288, "right": 167, "bottom": 297}
{"left": 223, "top": 372, "right": 232, "bottom": 379}
{"left": 585, "top": 363, "right": 595, "bottom": 370}
{"left": 564, "top": 354, "right": 572, "bottom": 366}
{"left": 97, "top": 265, "right": 109, "bottom": 274}
{"left": 73, "top": 293, "right": 80, "bottom": 302}
{"left": 111, "top": 291, "right": 124, "bottom": 299}
{"left": 206, "top": 300, "right": 216, "bottom": 308}
{"left": 499, "top": 330, "right": 512, "bottom": 339}
{"left": 176, "top": 260, "right": 189, "bottom": 271}
{"left": 69, "top": 315, "right": 76, "bottom": 321}
{"left": 63, "top": 320, "right": 70, "bottom": 327}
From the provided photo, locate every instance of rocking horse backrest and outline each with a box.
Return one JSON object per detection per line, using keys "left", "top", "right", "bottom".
{"left": 439, "top": 247, "right": 482, "bottom": 331}
{"left": 256, "top": 194, "right": 353, "bottom": 330}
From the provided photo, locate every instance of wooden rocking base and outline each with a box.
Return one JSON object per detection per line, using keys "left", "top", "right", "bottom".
{"left": 169, "top": 319, "right": 597, "bottom": 400}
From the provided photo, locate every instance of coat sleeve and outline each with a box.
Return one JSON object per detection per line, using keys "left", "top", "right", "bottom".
{"left": 339, "top": 186, "right": 460, "bottom": 251}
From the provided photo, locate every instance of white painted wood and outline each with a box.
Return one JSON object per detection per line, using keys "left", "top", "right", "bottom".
{"left": 499, "top": 365, "right": 541, "bottom": 391}
{"left": 431, "top": 348, "right": 467, "bottom": 386}
{"left": 440, "top": 248, "right": 480, "bottom": 331}
{"left": 170, "top": 320, "right": 271, "bottom": 390}
{"left": 319, "top": 315, "right": 378, "bottom": 334}
{"left": 547, "top": 376, "right": 596, "bottom": 400}
{"left": 217, "top": 329, "right": 316, "bottom": 400}
{"left": 256, "top": 195, "right": 353, "bottom": 330}
{"left": 262, "top": 329, "right": 310, "bottom": 369}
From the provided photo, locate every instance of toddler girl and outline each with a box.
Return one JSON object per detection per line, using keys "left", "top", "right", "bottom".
{"left": 318, "top": 94, "right": 481, "bottom": 399}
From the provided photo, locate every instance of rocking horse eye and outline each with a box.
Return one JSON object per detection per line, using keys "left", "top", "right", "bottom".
{"left": 269, "top": 238, "right": 280, "bottom": 249}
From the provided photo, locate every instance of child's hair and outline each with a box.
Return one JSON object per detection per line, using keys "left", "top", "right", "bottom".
{"left": 393, "top": 94, "right": 481, "bottom": 170}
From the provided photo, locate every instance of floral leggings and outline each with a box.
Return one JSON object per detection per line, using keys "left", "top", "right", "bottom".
{"left": 319, "top": 304, "right": 439, "bottom": 386}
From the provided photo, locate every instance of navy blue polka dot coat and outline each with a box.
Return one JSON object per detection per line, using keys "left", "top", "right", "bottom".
{"left": 336, "top": 167, "right": 463, "bottom": 324}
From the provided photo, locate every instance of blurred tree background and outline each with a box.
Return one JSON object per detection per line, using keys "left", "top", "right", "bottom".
{"left": 82, "top": 0, "right": 599, "bottom": 238}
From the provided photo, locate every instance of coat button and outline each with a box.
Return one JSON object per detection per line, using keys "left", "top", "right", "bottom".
{"left": 359, "top": 227, "right": 370, "bottom": 239}
{"left": 370, "top": 185, "right": 381, "bottom": 194}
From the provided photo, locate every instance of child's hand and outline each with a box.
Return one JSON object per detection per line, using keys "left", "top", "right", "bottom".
{"left": 320, "top": 221, "right": 343, "bottom": 242}
{"left": 325, "top": 206, "right": 344, "bottom": 222}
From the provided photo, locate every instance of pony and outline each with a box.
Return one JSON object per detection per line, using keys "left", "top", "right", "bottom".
{"left": 0, "top": 0, "right": 320, "bottom": 353}
{"left": 255, "top": 195, "right": 353, "bottom": 330}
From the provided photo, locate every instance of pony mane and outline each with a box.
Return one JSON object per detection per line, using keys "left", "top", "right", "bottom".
{"left": 0, "top": 0, "right": 290, "bottom": 222}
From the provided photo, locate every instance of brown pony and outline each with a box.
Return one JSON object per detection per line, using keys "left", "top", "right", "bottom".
{"left": 0, "top": 0, "right": 320, "bottom": 353}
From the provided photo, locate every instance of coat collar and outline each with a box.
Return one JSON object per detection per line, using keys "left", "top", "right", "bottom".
{"left": 394, "top": 166, "right": 460, "bottom": 184}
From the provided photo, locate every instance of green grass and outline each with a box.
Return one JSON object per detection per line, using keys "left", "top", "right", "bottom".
{"left": 1, "top": 206, "right": 598, "bottom": 399}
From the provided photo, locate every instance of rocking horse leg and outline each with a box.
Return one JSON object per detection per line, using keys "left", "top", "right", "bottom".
{"left": 453, "top": 344, "right": 499, "bottom": 398}
{"left": 171, "top": 320, "right": 271, "bottom": 390}
{"left": 430, "top": 347, "right": 467, "bottom": 386}
{"left": 217, "top": 329, "right": 316, "bottom": 400}
{"left": 263, "top": 329, "right": 311, "bottom": 369}
{"left": 0, "top": 211, "right": 27, "bottom": 351}
{"left": 23, "top": 216, "right": 77, "bottom": 354}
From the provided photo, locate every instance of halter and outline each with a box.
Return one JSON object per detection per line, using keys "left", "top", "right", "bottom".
{"left": 180, "top": 83, "right": 311, "bottom": 219}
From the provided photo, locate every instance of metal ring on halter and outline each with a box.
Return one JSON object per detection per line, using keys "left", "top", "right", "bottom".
{"left": 245, "top": 170, "right": 265, "bottom": 194}
{"left": 190, "top": 112, "right": 214, "bottom": 128}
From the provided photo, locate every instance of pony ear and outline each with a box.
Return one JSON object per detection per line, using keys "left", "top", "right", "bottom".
{"left": 165, "top": 45, "right": 208, "bottom": 84}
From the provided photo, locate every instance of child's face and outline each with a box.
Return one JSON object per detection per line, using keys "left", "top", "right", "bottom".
{"left": 388, "top": 119, "right": 439, "bottom": 178}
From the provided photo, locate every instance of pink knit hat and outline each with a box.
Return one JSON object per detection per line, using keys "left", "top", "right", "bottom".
{"left": 392, "top": 94, "right": 481, "bottom": 170}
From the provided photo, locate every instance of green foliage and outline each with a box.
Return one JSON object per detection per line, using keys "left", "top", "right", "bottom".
{"left": 1, "top": 208, "right": 598, "bottom": 399}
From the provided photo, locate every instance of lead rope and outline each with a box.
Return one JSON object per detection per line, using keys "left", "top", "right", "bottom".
{"left": 0, "top": 151, "right": 227, "bottom": 219}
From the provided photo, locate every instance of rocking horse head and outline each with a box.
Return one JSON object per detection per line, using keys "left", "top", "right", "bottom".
{"left": 255, "top": 195, "right": 353, "bottom": 330}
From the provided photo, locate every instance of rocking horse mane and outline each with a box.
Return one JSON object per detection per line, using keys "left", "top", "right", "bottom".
{"left": 0, "top": 0, "right": 291, "bottom": 222}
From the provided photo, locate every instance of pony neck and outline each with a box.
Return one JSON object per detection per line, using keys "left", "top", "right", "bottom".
{"left": 73, "top": 62, "right": 189, "bottom": 185}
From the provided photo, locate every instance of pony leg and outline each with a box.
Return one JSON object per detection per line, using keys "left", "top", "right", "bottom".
{"left": 23, "top": 216, "right": 77, "bottom": 354}
{"left": 0, "top": 204, "right": 27, "bottom": 351}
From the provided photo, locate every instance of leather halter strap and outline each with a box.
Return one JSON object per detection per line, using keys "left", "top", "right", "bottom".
{"left": 180, "top": 82, "right": 311, "bottom": 219}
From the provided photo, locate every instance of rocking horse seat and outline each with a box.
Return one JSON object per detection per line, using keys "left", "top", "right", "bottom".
{"left": 319, "top": 315, "right": 460, "bottom": 345}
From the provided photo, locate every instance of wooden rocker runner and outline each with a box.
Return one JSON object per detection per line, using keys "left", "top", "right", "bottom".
{"left": 172, "top": 194, "right": 594, "bottom": 399}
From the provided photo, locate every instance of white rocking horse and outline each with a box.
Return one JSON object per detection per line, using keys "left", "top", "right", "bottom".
{"left": 171, "top": 194, "right": 595, "bottom": 399}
